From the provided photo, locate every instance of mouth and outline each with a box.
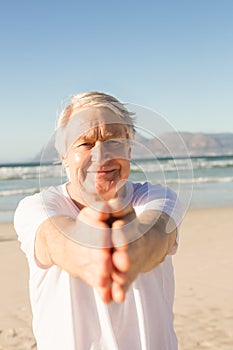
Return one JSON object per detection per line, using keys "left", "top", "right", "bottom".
{"left": 87, "top": 168, "right": 119, "bottom": 180}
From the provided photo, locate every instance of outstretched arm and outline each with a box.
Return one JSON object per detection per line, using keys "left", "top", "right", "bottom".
{"left": 35, "top": 208, "right": 113, "bottom": 303}
{"left": 110, "top": 208, "right": 178, "bottom": 303}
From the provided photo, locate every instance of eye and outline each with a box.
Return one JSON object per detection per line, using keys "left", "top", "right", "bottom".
{"left": 109, "top": 140, "right": 119, "bottom": 144}
{"left": 106, "top": 139, "right": 125, "bottom": 147}
{"left": 78, "top": 142, "right": 95, "bottom": 149}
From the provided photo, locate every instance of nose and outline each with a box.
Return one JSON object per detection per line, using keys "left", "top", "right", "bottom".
{"left": 90, "top": 141, "right": 111, "bottom": 163}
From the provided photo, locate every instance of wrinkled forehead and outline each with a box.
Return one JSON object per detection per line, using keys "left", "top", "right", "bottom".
{"left": 79, "top": 122, "right": 127, "bottom": 141}
{"left": 62, "top": 107, "right": 129, "bottom": 153}
{"left": 71, "top": 107, "right": 127, "bottom": 130}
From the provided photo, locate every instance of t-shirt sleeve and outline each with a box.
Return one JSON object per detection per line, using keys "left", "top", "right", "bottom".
{"left": 132, "top": 183, "right": 183, "bottom": 254}
{"left": 132, "top": 183, "right": 183, "bottom": 227}
{"left": 14, "top": 190, "right": 64, "bottom": 267}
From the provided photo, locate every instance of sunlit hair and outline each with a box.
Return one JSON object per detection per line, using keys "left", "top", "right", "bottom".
{"left": 55, "top": 91, "right": 135, "bottom": 157}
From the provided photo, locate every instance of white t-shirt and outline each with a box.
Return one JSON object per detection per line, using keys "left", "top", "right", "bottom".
{"left": 14, "top": 182, "right": 182, "bottom": 350}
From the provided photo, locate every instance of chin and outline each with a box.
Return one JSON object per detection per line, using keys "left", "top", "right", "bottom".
{"left": 95, "top": 182, "right": 118, "bottom": 201}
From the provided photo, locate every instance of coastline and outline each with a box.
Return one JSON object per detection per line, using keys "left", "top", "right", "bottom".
{"left": 1, "top": 207, "right": 233, "bottom": 349}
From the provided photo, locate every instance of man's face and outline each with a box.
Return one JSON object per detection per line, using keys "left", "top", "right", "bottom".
{"left": 63, "top": 107, "right": 131, "bottom": 204}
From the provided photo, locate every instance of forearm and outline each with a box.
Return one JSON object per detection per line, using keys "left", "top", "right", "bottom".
{"left": 138, "top": 210, "right": 177, "bottom": 272}
{"left": 34, "top": 213, "right": 113, "bottom": 301}
{"left": 35, "top": 215, "right": 76, "bottom": 270}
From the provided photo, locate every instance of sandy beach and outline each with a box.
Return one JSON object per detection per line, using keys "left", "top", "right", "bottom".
{"left": 0, "top": 207, "right": 233, "bottom": 350}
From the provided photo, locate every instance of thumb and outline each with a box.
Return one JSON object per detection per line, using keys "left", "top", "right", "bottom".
{"left": 111, "top": 219, "right": 128, "bottom": 248}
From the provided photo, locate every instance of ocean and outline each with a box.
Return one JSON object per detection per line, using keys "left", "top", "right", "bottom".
{"left": 0, "top": 155, "right": 233, "bottom": 223}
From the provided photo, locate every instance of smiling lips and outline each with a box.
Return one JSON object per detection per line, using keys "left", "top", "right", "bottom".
{"left": 87, "top": 168, "right": 119, "bottom": 180}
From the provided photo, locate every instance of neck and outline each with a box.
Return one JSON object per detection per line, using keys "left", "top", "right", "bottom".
{"left": 66, "top": 182, "right": 86, "bottom": 210}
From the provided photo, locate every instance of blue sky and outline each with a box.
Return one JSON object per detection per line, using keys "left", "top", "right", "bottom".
{"left": 0, "top": 0, "right": 232, "bottom": 163}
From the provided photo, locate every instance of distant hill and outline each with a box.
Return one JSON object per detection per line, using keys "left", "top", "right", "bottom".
{"left": 33, "top": 132, "right": 233, "bottom": 163}
{"left": 133, "top": 132, "right": 233, "bottom": 158}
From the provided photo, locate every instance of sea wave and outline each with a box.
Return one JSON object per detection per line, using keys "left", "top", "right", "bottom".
{"left": 1, "top": 176, "right": 232, "bottom": 197}
{"left": 191, "top": 159, "right": 233, "bottom": 169}
{"left": 1, "top": 157, "right": 233, "bottom": 180}
{"left": 131, "top": 158, "right": 233, "bottom": 173}
{"left": 130, "top": 160, "right": 193, "bottom": 173}
{"left": 0, "top": 165, "right": 65, "bottom": 180}
{"left": 166, "top": 176, "right": 233, "bottom": 185}
{"left": 0, "top": 187, "right": 40, "bottom": 197}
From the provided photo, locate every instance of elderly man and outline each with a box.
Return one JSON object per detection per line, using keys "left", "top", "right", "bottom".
{"left": 14, "top": 92, "right": 182, "bottom": 350}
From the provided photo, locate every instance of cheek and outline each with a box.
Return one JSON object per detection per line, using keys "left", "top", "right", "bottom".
{"left": 67, "top": 152, "right": 92, "bottom": 182}
{"left": 74, "top": 151, "right": 93, "bottom": 168}
{"left": 121, "top": 161, "right": 130, "bottom": 178}
{"left": 66, "top": 153, "right": 83, "bottom": 169}
{"left": 73, "top": 153, "right": 82, "bottom": 165}
{"left": 63, "top": 155, "right": 81, "bottom": 182}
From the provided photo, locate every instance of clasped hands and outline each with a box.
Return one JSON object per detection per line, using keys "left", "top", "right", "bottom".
{"left": 73, "top": 201, "right": 148, "bottom": 304}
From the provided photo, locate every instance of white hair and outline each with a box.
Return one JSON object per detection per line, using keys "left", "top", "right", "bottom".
{"left": 55, "top": 91, "right": 135, "bottom": 157}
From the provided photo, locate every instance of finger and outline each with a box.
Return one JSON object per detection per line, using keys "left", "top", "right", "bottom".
{"left": 112, "top": 215, "right": 140, "bottom": 246}
{"left": 98, "top": 271, "right": 112, "bottom": 287}
{"left": 111, "top": 268, "right": 128, "bottom": 285}
{"left": 97, "top": 250, "right": 113, "bottom": 284}
{"left": 111, "top": 281, "right": 126, "bottom": 303}
{"left": 111, "top": 220, "right": 128, "bottom": 247}
{"left": 96, "top": 286, "right": 112, "bottom": 304}
{"left": 112, "top": 250, "right": 130, "bottom": 272}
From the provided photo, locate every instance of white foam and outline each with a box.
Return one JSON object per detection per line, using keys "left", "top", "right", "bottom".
{"left": 0, "top": 187, "right": 39, "bottom": 197}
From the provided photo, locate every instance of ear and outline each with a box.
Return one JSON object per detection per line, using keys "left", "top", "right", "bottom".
{"left": 128, "top": 147, "right": 131, "bottom": 159}
{"left": 62, "top": 155, "right": 69, "bottom": 168}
